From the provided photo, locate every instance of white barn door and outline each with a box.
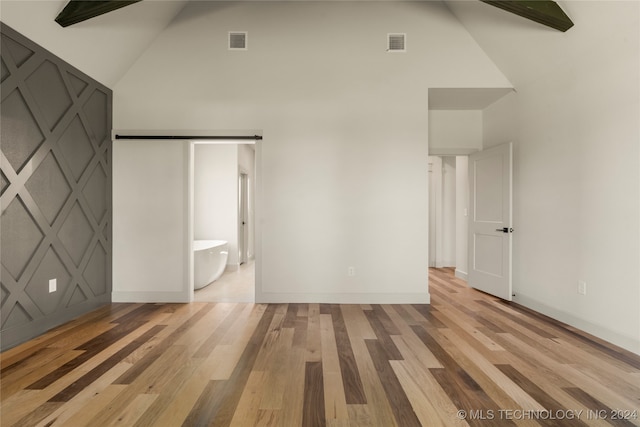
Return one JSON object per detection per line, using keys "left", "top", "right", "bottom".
{"left": 468, "top": 143, "right": 513, "bottom": 300}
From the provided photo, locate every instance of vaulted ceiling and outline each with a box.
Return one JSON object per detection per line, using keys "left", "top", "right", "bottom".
{"left": 53, "top": 0, "right": 573, "bottom": 31}
{"left": 0, "top": 0, "right": 189, "bottom": 86}
{"left": 0, "top": 0, "right": 585, "bottom": 98}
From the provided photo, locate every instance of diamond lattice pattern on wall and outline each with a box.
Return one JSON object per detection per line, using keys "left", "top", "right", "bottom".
{"left": 0, "top": 24, "right": 112, "bottom": 338}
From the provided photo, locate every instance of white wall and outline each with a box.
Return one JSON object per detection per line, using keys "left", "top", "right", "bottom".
{"left": 479, "top": 3, "right": 639, "bottom": 353}
{"left": 112, "top": 140, "right": 191, "bottom": 302}
{"left": 194, "top": 144, "right": 239, "bottom": 265}
{"left": 455, "top": 156, "right": 469, "bottom": 279}
{"left": 113, "top": 1, "right": 511, "bottom": 304}
{"left": 428, "top": 110, "right": 483, "bottom": 155}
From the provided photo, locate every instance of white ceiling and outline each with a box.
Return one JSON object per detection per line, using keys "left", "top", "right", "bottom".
{"left": 443, "top": 0, "right": 638, "bottom": 88}
{"left": 0, "top": 0, "right": 189, "bottom": 87}
{"left": 2, "top": 0, "right": 606, "bottom": 111}
{"left": 428, "top": 88, "right": 514, "bottom": 110}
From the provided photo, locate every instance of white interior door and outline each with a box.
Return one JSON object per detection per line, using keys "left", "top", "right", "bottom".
{"left": 468, "top": 142, "right": 513, "bottom": 300}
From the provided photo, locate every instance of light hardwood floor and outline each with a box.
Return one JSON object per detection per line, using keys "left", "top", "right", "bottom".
{"left": 194, "top": 261, "right": 255, "bottom": 303}
{"left": 1, "top": 268, "right": 639, "bottom": 426}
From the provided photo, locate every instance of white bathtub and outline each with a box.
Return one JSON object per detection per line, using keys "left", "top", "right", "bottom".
{"left": 193, "top": 240, "right": 229, "bottom": 290}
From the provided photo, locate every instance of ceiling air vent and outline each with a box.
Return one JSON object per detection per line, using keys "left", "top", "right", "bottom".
{"left": 387, "top": 33, "right": 406, "bottom": 52}
{"left": 229, "top": 32, "right": 248, "bottom": 50}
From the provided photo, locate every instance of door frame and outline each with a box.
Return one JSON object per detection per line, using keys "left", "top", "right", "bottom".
{"left": 186, "top": 135, "right": 262, "bottom": 302}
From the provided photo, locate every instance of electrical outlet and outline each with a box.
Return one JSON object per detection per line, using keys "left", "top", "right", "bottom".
{"left": 49, "top": 278, "right": 57, "bottom": 293}
{"left": 577, "top": 280, "right": 587, "bottom": 295}
{"left": 348, "top": 267, "right": 356, "bottom": 277}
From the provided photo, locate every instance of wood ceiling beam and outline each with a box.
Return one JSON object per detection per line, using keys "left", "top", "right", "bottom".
{"left": 480, "top": 0, "right": 574, "bottom": 32}
{"left": 55, "top": 0, "right": 142, "bottom": 27}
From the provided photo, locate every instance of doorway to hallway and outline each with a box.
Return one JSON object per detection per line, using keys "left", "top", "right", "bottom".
{"left": 428, "top": 155, "right": 469, "bottom": 281}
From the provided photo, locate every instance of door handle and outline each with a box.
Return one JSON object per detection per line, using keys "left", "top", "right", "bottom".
{"left": 496, "top": 227, "right": 513, "bottom": 233}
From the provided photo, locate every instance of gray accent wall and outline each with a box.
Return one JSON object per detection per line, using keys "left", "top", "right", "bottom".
{"left": 0, "top": 23, "right": 112, "bottom": 350}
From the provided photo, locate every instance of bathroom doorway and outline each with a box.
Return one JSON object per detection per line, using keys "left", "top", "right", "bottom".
{"left": 192, "top": 141, "right": 257, "bottom": 303}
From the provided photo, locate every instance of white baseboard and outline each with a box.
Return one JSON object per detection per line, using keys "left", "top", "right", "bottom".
{"left": 435, "top": 261, "right": 456, "bottom": 269}
{"left": 256, "top": 292, "right": 430, "bottom": 305}
{"left": 114, "top": 290, "right": 430, "bottom": 305}
{"left": 112, "top": 291, "right": 190, "bottom": 303}
{"left": 513, "top": 293, "right": 640, "bottom": 356}
{"left": 454, "top": 269, "right": 468, "bottom": 281}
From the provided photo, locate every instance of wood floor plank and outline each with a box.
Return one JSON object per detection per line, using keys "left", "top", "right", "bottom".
{"left": 411, "top": 324, "right": 517, "bottom": 427}
{"left": 382, "top": 306, "right": 442, "bottom": 369}
{"left": 363, "top": 309, "right": 403, "bottom": 361}
{"left": 345, "top": 312, "right": 398, "bottom": 426}
{"left": 196, "top": 304, "right": 276, "bottom": 427}
{"left": 390, "top": 335, "right": 443, "bottom": 370}
{"left": 429, "top": 304, "right": 506, "bottom": 356}
{"left": 27, "top": 320, "right": 148, "bottom": 390}
{"left": 49, "top": 324, "right": 166, "bottom": 402}
{"left": 330, "top": 305, "right": 367, "bottom": 405}
{"left": 500, "top": 301, "right": 640, "bottom": 371}
{"left": 276, "top": 347, "right": 306, "bottom": 427}
{"left": 103, "top": 393, "right": 158, "bottom": 427}
{"left": 113, "top": 304, "right": 213, "bottom": 385}
{"left": 2, "top": 269, "right": 639, "bottom": 427}
{"left": 1, "top": 345, "right": 127, "bottom": 427}
{"left": 346, "top": 404, "right": 374, "bottom": 427}
{"left": 34, "top": 362, "right": 133, "bottom": 427}
{"left": 340, "top": 305, "right": 376, "bottom": 340}
{"left": 173, "top": 302, "right": 230, "bottom": 348}
{"left": 496, "top": 364, "right": 590, "bottom": 427}
{"left": 133, "top": 354, "right": 205, "bottom": 426}
{"left": 193, "top": 303, "right": 252, "bottom": 358}
{"left": 390, "top": 355, "right": 471, "bottom": 427}
{"left": 437, "top": 328, "right": 544, "bottom": 412}
{"left": 229, "top": 370, "right": 269, "bottom": 427}
{"left": 320, "top": 314, "right": 349, "bottom": 421}
{"left": 53, "top": 383, "right": 127, "bottom": 427}
{"left": 257, "top": 327, "right": 294, "bottom": 410}
{"left": 11, "top": 401, "right": 62, "bottom": 427}
{"left": 302, "top": 361, "right": 326, "bottom": 427}
{"left": 283, "top": 303, "right": 299, "bottom": 328}
{"left": 255, "top": 409, "right": 279, "bottom": 427}
{"left": 252, "top": 304, "right": 289, "bottom": 372}
{"left": 307, "top": 303, "right": 322, "bottom": 362}
{"left": 410, "top": 304, "right": 448, "bottom": 328}
{"left": 553, "top": 340, "right": 640, "bottom": 399}
{"left": 0, "top": 304, "right": 133, "bottom": 364}
{"left": 182, "top": 379, "right": 227, "bottom": 426}
{"left": 390, "top": 360, "right": 466, "bottom": 427}
{"left": 491, "top": 330, "right": 640, "bottom": 411}
{"left": 147, "top": 352, "right": 228, "bottom": 426}
{"left": 210, "top": 305, "right": 268, "bottom": 381}
{"left": 390, "top": 304, "right": 422, "bottom": 326}
{"left": 83, "top": 344, "right": 190, "bottom": 426}
{"left": 562, "top": 387, "right": 638, "bottom": 427}
{"left": 1, "top": 348, "right": 85, "bottom": 399}
{"left": 428, "top": 284, "right": 506, "bottom": 335}
{"left": 365, "top": 339, "right": 421, "bottom": 427}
